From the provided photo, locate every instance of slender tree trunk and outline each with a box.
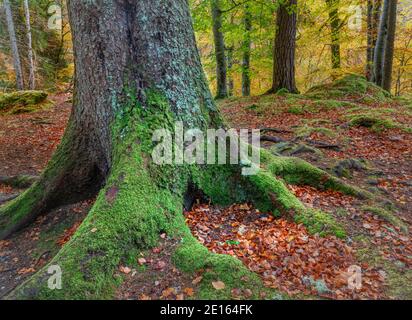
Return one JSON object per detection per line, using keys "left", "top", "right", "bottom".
{"left": 242, "top": 4, "right": 252, "bottom": 97}
{"left": 326, "top": 0, "right": 341, "bottom": 70}
{"left": 366, "top": 0, "right": 382, "bottom": 80}
{"left": 373, "top": 0, "right": 390, "bottom": 86}
{"left": 382, "top": 0, "right": 398, "bottom": 92}
{"left": 211, "top": 0, "right": 228, "bottom": 99}
{"left": 23, "top": 0, "right": 35, "bottom": 90}
{"left": 4, "top": 0, "right": 24, "bottom": 90}
{"left": 270, "top": 0, "right": 298, "bottom": 93}
{"left": 227, "top": 44, "right": 234, "bottom": 96}
{"left": 366, "top": 0, "right": 374, "bottom": 79}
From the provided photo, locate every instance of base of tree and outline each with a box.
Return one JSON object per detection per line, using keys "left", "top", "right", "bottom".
{"left": 1, "top": 92, "right": 369, "bottom": 299}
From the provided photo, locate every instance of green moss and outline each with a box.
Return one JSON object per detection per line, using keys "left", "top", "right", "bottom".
{"left": 0, "top": 175, "right": 38, "bottom": 189}
{"left": 295, "top": 125, "right": 336, "bottom": 138}
{"left": 8, "top": 90, "right": 283, "bottom": 300}
{"left": 287, "top": 105, "right": 305, "bottom": 115}
{"left": 0, "top": 90, "right": 50, "bottom": 114}
{"left": 6, "top": 88, "right": 376, "bottom": 299}
{"left": 347, "top": 114, "right": 396, "bottom": 132}
{"left": 295, "top": 209, "right": 346, "bottom": 238}
{"left": 306, "top": 74, "right": 390, "bottom": 102}
{"left": 362, "top": 206, "right": 408, "bottom": 233}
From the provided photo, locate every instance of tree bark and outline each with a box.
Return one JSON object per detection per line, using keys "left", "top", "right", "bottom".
{"left": 23, "top": 0, "right": 35, "bottom": 90}
{"left": 325, "top": 0, "right": 341, "bottom": 70}
{"left": 270, "top": 0, "right": 298, "bottom": 94}
{"left": 373, "top": 0, "right": 390, "bottom": 86}
{"left": 227, "top": 44, "right": 234, "bottom": 96}
{"left": 366, "top": 0, "right": 382, "bottom": 80}
{"left": 242, "top": 4, "right": 252, "bottom": 97}
{"left": 382, "top": 0, "right": 398, "bottom": 92}
{"left": 4, "top": 0, "right": 24, "bottom": 90}
{"left": 0, "top": 0, "right": 217, "bottom": 239}
{"left": 211, "top": 0, "right": 228, "bottom": 99}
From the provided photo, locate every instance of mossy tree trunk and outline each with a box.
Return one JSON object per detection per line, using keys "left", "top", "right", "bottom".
{"left": 1, "top": 0, "right": 364, "bottom": 299}
{"left": 0, "top": 0, "right": 216, "bottom": 239}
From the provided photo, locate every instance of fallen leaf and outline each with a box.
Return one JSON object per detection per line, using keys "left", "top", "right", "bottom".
{"left": 212, "top": 281, "right": 226, "bottom": 290}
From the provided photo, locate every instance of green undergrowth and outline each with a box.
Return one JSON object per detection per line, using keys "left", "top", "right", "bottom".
{"left": 362, "top": 206, "right": 408, "bottom": 234}
{"left": 355, "top": 236, "right": 412, "bottom": 299}
{"left": 7, "top": 89, "right": 368, "bottom": 299}
{"left": 0, "top": 90, "right": 51, "bottom": 115}
{"left": 344, "top": 108, "right": 412, "bottom": 133}
{"left": 305, "top": 74, "right": 391, "bottom": 102}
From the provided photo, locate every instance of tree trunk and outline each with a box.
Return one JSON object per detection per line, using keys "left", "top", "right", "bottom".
{"left": 0, "top": 0, "right": 217, "bottom": 239}
{"left": 23, "top": 0, "right": 35, "bottom": 90}
{"left": 227, "top": 44, "right": 234, "bottom": 96}
{"left": 242, "top": 4, "right": 252, "bottom": 97}
{"left": 325, "top": 0, "right": 341, "bottom": 70}
{"left": 4, "top": 0, "right": 24, "bottom": 90}
{"left": 373, "top": 0, "right": 390, "bottom": 86}
{"left": 211, "top": 0, "right": 228, "bottom": 99}
{"left": 366, "top": 0, "right": 374, "bottom": 79}
{"left": 366, "top": 0, "right": 382, "bottom": 80}
{"left": 382, "top": 0, "right": 398, "bottom": 92}
{"left": 270, "top": 0, "right": 298, "bottom": 94}
{"left": 1, "top": 0, "right": 362, "bottom": 299}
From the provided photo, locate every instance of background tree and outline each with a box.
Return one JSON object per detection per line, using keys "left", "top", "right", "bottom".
{"left": 382, "top": 0, "right": 398, "bottom": 92}
{"left": 325, "top": 0, "right": 341, "bottom": 70}
{"left": 23, "top": 0, "right": 35, "bottom": 89}
{"left": 366, "top": 0, "right": 382, "bottom": 80}
{"left": 3, "top": 0, "right": 24, "bottom": 90}
{"left": 211, "top": 0, "right": 228, "bottom": 98}
{"left": 373, "top": 0, "right": 390, "bottom": 86}
{"left": 242, "top": 3, "right": 252, "bottom": 96}
{"left": 270, "top": 0, "right": 299, "bottom": 93}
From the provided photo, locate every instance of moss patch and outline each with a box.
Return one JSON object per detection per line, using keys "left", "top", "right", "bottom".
{"left": 362, "top": 206, "right": 408, "bottom": 233}
{"left": 0, "top": 91, "right": 50, "bottom": 115}
{"left": 306, "top": 74, "right": 390, "bottom": 102}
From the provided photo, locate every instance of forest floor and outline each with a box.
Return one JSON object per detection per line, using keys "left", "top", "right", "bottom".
{"left": 0, "top": 88, "right": 411, "bottom": 300}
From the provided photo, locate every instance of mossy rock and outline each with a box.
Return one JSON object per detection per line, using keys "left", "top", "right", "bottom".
{"left": 0, "top": 90, "right": 49, "bottom": 114}
{"left": 332, "top": 159, "right": 368, "bottom": 178}
{"left": 306, "top": 74, "right": 391, "bottom": 102}
{"left": 347, "top": 114, "right": 396, "bottom": 132}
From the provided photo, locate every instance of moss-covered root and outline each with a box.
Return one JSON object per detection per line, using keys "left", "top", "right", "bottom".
{"left": 0, "top": 181, "right": 46, "bottom": 239}
{"left": 8, "top": 144, "right": 276, "bottom": 300}
{"left": 260, "top": 150, "right": 370, "bottom": 199}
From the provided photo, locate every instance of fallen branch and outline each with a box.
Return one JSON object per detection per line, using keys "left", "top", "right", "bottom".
{"left": 260, "top": 136, "right": 286, "bottom": 143}
{"left": 260, "top": 127, "right": 293, "bottom": 134}
{"left": 305, "top": 139, "right": 341, "bottom": 151}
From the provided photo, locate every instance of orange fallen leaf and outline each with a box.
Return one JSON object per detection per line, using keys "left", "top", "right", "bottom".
{"left": 119, "top": 266, "right": 131, "bottom": 274}
{"left": 183, "top": 287, "right": 195, "bottom": 297}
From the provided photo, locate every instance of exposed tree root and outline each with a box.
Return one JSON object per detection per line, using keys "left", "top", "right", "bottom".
{"left": 2, "top": 93, "right": 372, "bottom": 299}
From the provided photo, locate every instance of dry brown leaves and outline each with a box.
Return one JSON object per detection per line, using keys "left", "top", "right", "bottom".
{"left": 185, "top": 203, "right": 385, "bottom": 299}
